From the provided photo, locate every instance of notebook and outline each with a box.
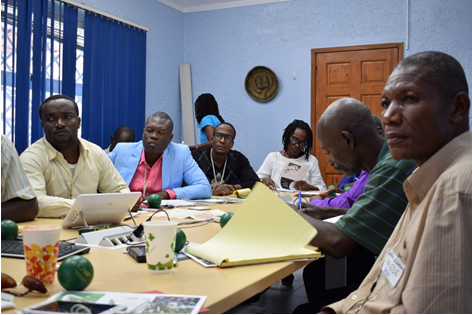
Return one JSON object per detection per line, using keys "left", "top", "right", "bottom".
{"left": 185, "top": 182, "right": 321, "bottom": 267}
{"left": 1, "top": 239, "right": 90, "bottom": 261}
{"left": 61, "top": 192, "right": 141, "bottom": 228}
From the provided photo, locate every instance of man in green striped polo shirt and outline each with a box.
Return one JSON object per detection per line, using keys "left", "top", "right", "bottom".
{"left": 294, "top": 98, "right": 417, "bottom": 312}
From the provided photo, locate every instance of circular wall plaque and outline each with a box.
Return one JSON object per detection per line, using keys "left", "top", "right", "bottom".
{"left": 245, "top": 66, "right": 279, "bottom": 102}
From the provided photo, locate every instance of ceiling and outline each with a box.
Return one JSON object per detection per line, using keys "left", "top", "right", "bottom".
{"left": 157, "top": 0, "right": 292, "bottom": 13}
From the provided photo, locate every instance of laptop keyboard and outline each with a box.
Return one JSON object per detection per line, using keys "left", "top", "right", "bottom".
{"left": 1, "top": 239, "right": 90, "bottom": 261}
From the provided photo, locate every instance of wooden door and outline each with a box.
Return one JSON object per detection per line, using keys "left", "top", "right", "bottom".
{"left": 311, "top": 43, "right": 403, "bottom": 187}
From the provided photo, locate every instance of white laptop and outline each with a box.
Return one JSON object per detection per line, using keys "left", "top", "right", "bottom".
{"left": 61, "top": 192, "right": 141, "bottom": 228}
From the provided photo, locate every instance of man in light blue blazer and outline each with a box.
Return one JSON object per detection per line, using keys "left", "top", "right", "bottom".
{"left": 108, "top": 112, "right": 211, "bottom": 201}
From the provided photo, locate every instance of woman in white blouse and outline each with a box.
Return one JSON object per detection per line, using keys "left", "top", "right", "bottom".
{"left": 257, "top": 119, "right": 326, "bottom": 191}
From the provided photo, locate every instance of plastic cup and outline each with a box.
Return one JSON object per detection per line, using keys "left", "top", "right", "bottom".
{"left": 21, "top": 225, "right": 62, "bottom": 285}
{"left": 143, "top": 221, "right": 177, "bottom": 274}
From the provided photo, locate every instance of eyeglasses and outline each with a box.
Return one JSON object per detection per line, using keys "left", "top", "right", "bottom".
{"left": 213, "top": 132, "right": 234, "bottom": 142}
{"left": 1, "top": 273, "right": 48, "bottom": 296}
{"left": 290, "top": 136, "right": 308, "bottom": 148}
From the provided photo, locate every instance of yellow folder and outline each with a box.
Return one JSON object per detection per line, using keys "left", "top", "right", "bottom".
{"left": 185, "top": 182, "right": 321, "bottom": 267}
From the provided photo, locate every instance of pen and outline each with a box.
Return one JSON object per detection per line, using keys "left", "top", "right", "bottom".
{"left": 173, "top": 253, "right": 178, "bottom": 267}
{"left": 298, "top": 192, "right": 302, "bottom": 210}
{"left": 177, "top": 218, "right": 213, "bottom": 225}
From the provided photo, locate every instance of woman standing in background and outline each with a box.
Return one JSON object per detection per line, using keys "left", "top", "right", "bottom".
{"left": 189, "top": 93, "right": 225, "bottom": 151}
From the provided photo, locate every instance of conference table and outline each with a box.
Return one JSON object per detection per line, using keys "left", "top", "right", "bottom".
{"left": 1, "top": 197, "right": 316, "bottom": 314}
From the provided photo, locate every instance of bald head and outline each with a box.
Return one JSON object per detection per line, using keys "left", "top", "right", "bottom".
{"left": 149, "top": 112, "right": 174, "bottom": 132}
{"left": 318, "top": 98, "right": 377, "bottom": 138}
{"left": 317, "top": 98, "right": 385, "bottom": 175}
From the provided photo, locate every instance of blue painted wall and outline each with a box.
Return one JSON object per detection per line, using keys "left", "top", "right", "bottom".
{"left": 184, "top": 0, "right": 472, "bottom": 170}
{"left": 80, "top": 0, "right": 472, "bottom": 171}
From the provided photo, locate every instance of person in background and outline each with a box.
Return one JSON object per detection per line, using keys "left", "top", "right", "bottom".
{"left": 20, "top": 94, "right": 129, "bottom": 218}
{"left": 188, "top": 93, "right": 225, "bottom": 151}
{"left": 310, "top": 170, "right": 368, "bottom": 209}
{"left": 109, "top": 112, "right": 212, "bottom": 201}
{"left": 1, "top": 134, "right": 39, "bottom": 222}
{"left": 257, "top": 119, "right": 326, "bottom": 191}
{"left": 335, "top": 171, "right": 360, "bottom": 190}
{"left": 104, "top": 126, "right": 135, "bottom": 154}
{"left": 192, "top": 122, "right": 259, "bottom": 195}
{"left": 293, "top": 98, "right": 416, "bottom": 313}
{"left": 321, "top": 51, "right": 471, "bottom": 314}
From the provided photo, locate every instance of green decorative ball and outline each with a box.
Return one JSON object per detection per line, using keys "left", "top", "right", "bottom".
{"left": 220, "top": 212, "right": 234, "bottom": 228}
{"left": 58, "top": 256, "right": 94, "bottom": 290}
{"left": 175, "top": 228, "right": 187, "bottom": 253}
{"left": 147, "top": 194, "right": 162, "bottom": 208}
{"left": 1, "top": 220, "right": 19, "bottom": 240}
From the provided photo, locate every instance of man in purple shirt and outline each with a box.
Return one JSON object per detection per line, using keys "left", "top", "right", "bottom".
{"left": 310, "top": 170, "right": 368, "bottom": 209}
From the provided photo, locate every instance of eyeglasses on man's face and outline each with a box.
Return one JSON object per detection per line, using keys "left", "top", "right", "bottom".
{"left": 290, "top": 136, "right": 308, "bottom": 148}
{"left": 213, "top": 132, "right": 234, "bottom": 142}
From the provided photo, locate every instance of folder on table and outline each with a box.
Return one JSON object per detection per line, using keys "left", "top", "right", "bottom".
{"left": 185, "top": 182, "right": 321, "bottom": 267}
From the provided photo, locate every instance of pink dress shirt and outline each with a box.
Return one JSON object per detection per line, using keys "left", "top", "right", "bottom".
{"left": 129, "top": 149, "right": 176, "bottom": 200}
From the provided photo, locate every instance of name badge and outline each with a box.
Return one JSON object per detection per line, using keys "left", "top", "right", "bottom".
{"left": 381, "top": 248, "right": 405, "bottom": 288}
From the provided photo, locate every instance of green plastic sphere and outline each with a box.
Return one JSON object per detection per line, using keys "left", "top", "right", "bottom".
{"left": 58, "top": 255, "right": 94, "bottom": 290}
{"left": 147, "top": 194, "right": 162, "bottom": 208}
{"left": 220, "top": 212, "right": 234, "bottom": 228}
{"left": 175, "top": 228, "right": 187, "bottom": 253}
{"left": 1, "top": 220, "right": 19, "bottom": 240}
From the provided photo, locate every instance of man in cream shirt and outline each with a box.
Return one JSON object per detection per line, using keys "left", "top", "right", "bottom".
{"left": 20, "top": 94, "right": 129, "bottom": 218}
{"left": 320, "top": 52, "right": 472, "bottom": 313}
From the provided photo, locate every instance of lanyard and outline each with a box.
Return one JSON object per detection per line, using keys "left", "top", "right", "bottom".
{"left": 143, "top": 165, "right": 148, "bottom": 198}
{"left": 210, "top": 148, "right": 227, "bottom": 185}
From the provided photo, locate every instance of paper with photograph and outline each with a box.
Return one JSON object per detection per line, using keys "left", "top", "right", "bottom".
{"left": 279, "top": 161, "right": 309, "bottom": 190}
{"left": 21, "top": 291, "right": 207, "bottom": 314}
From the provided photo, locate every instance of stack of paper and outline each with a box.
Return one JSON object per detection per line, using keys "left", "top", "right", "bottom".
{"left": 153, "top": 209, "right": 226, "bottom": 220}
{"left": 185, "top": 182, "right": 321, "bottom": 267}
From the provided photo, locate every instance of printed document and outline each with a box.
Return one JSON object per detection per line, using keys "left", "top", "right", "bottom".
{"left": 279, "top": 161, "right": 309, "bottom": 190}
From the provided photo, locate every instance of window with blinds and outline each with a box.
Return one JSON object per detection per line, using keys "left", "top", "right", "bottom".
{"left": 1, "top": 0, "right": 84, "bottom": 148}
{"left": 1, "top": 0, "right": 146, "bottom": 153}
